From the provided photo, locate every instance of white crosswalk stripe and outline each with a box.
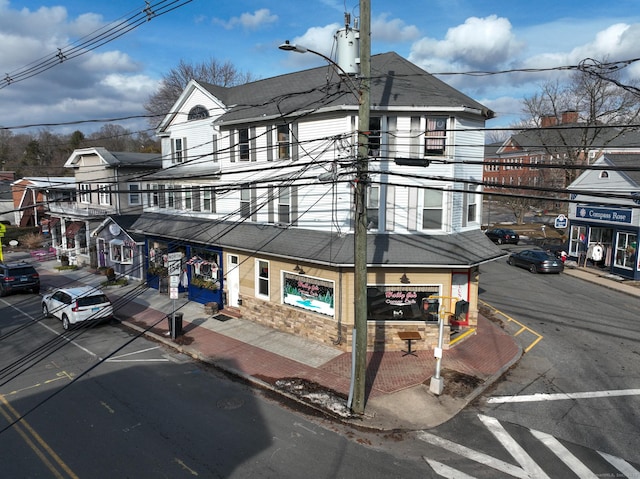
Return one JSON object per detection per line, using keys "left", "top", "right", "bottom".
{"left": 418, "top": 414, "right": 640, "bottom": 479}
{"left": 478, "top": 415, "right": 550, "bottom": 479}
{"left": 529, "top": 429, "right": 598, "bottom": 479}
{"left": 598, "top": 451, "right": 640, "bottom": 479}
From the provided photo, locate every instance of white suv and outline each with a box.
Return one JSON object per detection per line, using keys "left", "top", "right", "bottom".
{"left": 42, "top": 286, "right": 113, "bottom": 330}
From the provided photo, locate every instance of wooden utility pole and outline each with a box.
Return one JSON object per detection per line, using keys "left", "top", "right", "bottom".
{"left": 351, "top": 0, "right": 370, "bottom": 415}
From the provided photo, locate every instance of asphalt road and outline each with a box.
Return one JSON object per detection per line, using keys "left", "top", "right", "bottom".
{"left": 476, "top": 251, "right": 640, "bottom": 460}
{"left": 0, "top": 293, "right": 436, "bottom": 478}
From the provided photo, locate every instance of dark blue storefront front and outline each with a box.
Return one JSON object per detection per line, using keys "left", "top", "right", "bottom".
{"left": 146, "top": 236, "right": 224, "bottom": 307}
{"left": 569, "top": 205, "right": 640, "bottom": 280}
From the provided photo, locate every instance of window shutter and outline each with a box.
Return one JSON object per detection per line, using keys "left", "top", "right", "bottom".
{"left": 230, "top": 131, "right": 236, "bottom": 162}
{"left": 267, "top": 186, "right": 274, "bottom": 223}
{"left": 291, "top": 185, "right": 298, "bottom": 226}
{"left": 407, "top": 187, "right": 418, "bottom": 231}
{"left": 291, "top": 123, "right": 299, "bottom": 161}
{"left": 266, "top": 127, "right": 273, "bottom": 162}
{"left": 385, "top": 185, "right": 395, "bottom": 231}
{"left": 250, "top": 127, "right": 257, "bottom": 162}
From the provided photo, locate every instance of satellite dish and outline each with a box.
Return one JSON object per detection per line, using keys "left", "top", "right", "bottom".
{"left": 109, "top": 224, "right": 121, "bottom": 236}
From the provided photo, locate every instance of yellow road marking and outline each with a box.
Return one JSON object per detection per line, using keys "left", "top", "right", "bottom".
{"left": 450, "top": 328, "right": 476, "bottom": 346}
{"left": 0, "top": 394, "right": 79, "bottom": 479}
{"left": 5, "top": 371, "right": 74, "bottom": 397}
{"left": 479, "top": 299, "right": 544, "bottom": 353}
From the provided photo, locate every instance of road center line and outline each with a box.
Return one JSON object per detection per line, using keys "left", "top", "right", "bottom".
{"left": 487, "top": 389, "right": 640, "bottom": 403}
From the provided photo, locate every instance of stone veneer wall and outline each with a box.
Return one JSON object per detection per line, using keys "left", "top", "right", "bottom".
{"left": 237, "top": 296, "right": 450, "bottom": 352}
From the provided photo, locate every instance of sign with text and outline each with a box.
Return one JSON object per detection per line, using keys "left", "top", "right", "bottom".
{"left": 167, "top": 252, "right": 182, "bottom": 277}
{"left": 577, "top": 206, "right": 632, "bottom": 224}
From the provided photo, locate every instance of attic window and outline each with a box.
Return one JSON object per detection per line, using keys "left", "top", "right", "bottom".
{"left": 188, "top": 105, "right": 209, "bottom": 121}
{"left": 599, "top": 171, "right": 609, "bottom": 179}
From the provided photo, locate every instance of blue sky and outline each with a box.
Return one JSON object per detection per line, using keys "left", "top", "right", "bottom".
{"left": 2, "top": 0, "right": 640, "bottom": 135}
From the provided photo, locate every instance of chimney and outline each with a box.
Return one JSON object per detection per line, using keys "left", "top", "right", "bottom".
{"left": 561, "top": 110, "right": 578, "bottom": 124}
{"left": 540, "top": 115, "right": 557, "bottom": 128}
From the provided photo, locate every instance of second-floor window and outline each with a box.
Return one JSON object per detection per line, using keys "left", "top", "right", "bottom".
{"left": 172, "top": 138, "right": 187, "bottom": 163}
{"left": 79, "top": 183, "right": 91, "bottom": 204}
{"left": 128, "top": 184, "right": 140, "bottom": 205}
{"left": 240, "top": 187, "right": 252, "bottom": 218}
{"left": 98, "top": 184, "right": 111, "bottom": 206}
{"left": 184, "top": 187, "right": 192, "bottom": 210}
{"left": 278, "top": 186, "right": 290, "bottom": 224}
{"left": 422, "top": 189, "right": 443, "bottom": 230}
{"left": 147, "top": 184, "right": 159, "bottom": 206}
{"left": 465, "top": 185, "right": 478, "bottom": 225}
{"left": 277, "top": 124, "right": 290, "bottom": 159}
{"left": 203, "top": 187, "right": 216, "bottom": 213}
{"left": 368, "top": 117, "right": 381, "bottom": 157}
{"left": 425, "top": 117, "right": 447, "bottom": 156}
{"left": 367, "top": 186, "right": 379, "bottom": 230}
{"left": 239, "top": 128, "right": 250, "bottom": 161}
{"left": 167, "top": 185, "right": 176, "bottom": 209}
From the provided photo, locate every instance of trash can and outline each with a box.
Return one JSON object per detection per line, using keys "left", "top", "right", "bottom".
{"left": 170, "top": 312, "right": 183, "bottom": 339}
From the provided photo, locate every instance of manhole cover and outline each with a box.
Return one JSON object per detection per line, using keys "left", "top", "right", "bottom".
{"left": 217, "top": 397, "right": 244, "bottom": 410}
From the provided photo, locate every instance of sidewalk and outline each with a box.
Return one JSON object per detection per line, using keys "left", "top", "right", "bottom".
{"left": 20, "top": 251, "right": 636, "bottom": 431}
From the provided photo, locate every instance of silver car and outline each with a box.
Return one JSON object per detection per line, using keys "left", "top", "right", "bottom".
{"left": 42, "top": 286, "right": 113, "bottom": 330}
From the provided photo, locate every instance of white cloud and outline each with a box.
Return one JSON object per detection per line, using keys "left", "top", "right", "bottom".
{"left": 372, "top": 13, "right": 420, "bottom": 43}
{"left": 409, "top": 15, "right": 523, "bottom": 71}
{"left": 214, "top": 8, "right": 278, "bottom": 30}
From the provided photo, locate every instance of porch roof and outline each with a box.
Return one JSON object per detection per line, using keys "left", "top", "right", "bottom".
{"left": 131, "top": 213, "right": 505, "bottom": 268}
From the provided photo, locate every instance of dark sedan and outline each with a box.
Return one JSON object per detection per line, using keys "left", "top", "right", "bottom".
{"left": 508, "top": 249, "right": 564, "bottom": 274}
{"left": 485, "top": 228, "right": 519, "bottom": 245}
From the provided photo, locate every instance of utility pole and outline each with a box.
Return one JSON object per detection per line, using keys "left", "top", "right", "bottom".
{"left": 351, "top": 0, "right": 370, "bottom": 415}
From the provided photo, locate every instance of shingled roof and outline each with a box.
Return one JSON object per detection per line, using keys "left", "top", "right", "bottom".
{"left": 132, "top": 213, "right": 504, "bottom": 268}
{"left": 201, "top": 52, "right": 494, "bottom": 125}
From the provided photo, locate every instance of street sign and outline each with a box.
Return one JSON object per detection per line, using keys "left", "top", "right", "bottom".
{"left": 169, "top": 287, "right": 179, "bottom": 299}
{"left": 554, "top": 214, "right": 568, "bottom": 229}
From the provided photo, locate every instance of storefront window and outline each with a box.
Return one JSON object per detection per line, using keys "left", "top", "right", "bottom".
{"left": 367, "top": 285, "right": 440, "bottom": 321}
{"left": 187, "top": 248, "right": 220, "bottom": 290}
{"left": 148, "top": 241, "right": 168, "bottom": 277}
{"left": 109, "top": 240, "right": 135, "bottom": 264}
{"left": 570, "top": 225, "right": 587, "bottom": 256}
{"left": 615, "top": 232, "right": 637, "bottom": 270}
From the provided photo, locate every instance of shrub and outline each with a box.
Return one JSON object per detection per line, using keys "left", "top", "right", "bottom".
{"left": 19, "top": 232, "right": 46, "bottom": 249}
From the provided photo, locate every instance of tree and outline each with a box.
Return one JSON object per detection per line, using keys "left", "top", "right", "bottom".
{"left": 488, "top": 64, "right": 640, "bottom": 223}
{"left": 144, "top": 58, "right": 254, "bottom": 128}
{"left": 521, "top": 65, "right": 640, "bottom": 188}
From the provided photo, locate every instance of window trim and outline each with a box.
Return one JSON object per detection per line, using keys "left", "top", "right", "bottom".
{"left": 79, "top": 183, "right": 91, "bottom": 204}
{"left": 424, "top": 117, "right": 447, "bottom": 156}
{"left": 421, "top": 188, "right": 444, "bottom": 230}
{"left": 98, "top": 184, "right": 111, "bottom": 206}
{"left": 255, "top": 259, "right": 270, "bottom": 299}
{"left": 128, "top": 183, "right": 141, "bottom": 206}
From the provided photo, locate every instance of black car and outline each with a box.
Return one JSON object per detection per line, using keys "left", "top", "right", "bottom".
{"left": 0, "top": 262, "right": 41, "bottom": 296}
{"left": 485, "top": 228, "right": 520, "bottom": 245}
{"left": 507, "top": 250, "right": 564, "bottom": 274}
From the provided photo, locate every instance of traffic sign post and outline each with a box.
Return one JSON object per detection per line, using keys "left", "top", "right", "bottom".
{"left": 167, "top": 252, "right": 183, "bottom": 338}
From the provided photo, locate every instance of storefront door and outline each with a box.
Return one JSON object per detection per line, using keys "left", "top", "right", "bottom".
{"left": 227, "top": 254, "right": 240, "bottom": 307}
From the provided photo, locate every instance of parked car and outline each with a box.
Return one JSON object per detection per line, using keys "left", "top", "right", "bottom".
{"left": 485, "top": 228, "right": 520, "bottom": 245}
{"left": 42, "top": 286, "right": 113, "bottom": 330}
{"left": 0, "top": 262, "right": 40, "bottom": 296}
{"left": 508, "top": 250, "right": 564, "bottom": 274}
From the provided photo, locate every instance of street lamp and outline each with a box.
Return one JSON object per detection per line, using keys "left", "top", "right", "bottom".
{"left": 278, "top": 41, "right": 359, "bottom": 97}
{"left": 279, "top": 3, "right": 370, "bottom": 414}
